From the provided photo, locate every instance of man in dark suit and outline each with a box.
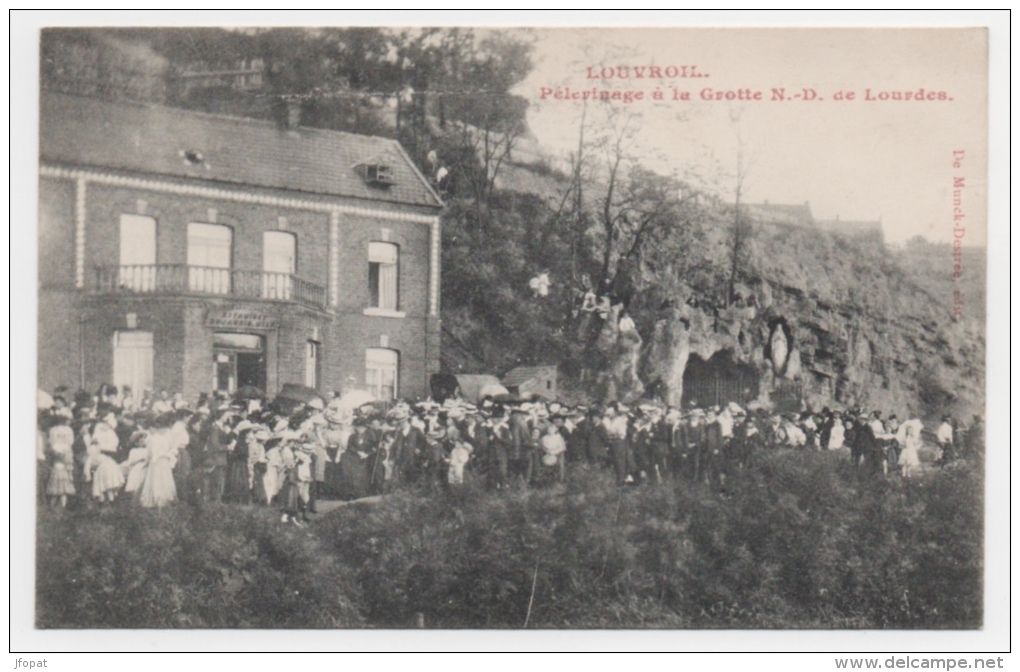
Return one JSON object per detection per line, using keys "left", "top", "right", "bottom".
{"left": 203, "top": 410, "right": 233, "bottom": 503}
{"left": 390, "top": 410, "right": 428, "bottom": 489}
{"left": 487, "top": 408, "right": 512, "bottom": 490}
{"left": 462, "top": 413, "right": 490, "bottom": 483}
{"left": 686, "top": 409, "right": 707, "bottom": 483}
{"left": 703, "top": 409, "right": 724, "bottom": 486}
{"left": 667, "top": 407, "right": 691, "bottom": 480}
{"left": 509, "top": 406, "right": 535, "bottom": 484}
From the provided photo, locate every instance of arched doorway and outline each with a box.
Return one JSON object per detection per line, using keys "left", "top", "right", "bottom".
{"left": 682, "top": 350, "right": 759, "bottom": 408}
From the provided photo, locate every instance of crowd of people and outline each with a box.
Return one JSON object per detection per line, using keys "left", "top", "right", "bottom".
{"left": 36, "top": 382, "right": 984, "bottom": 525}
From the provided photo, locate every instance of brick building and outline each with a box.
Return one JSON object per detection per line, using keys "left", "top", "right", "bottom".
{"left": 39, "top": 92, "right": 442, "bottom": 402}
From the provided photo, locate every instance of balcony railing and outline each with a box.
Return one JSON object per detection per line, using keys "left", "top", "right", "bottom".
{"left": 91, "top": 264, "right": 327, "bottom": 309}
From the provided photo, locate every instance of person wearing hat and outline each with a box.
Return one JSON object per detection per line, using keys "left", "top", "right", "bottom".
{"left": 390, "top": 408, "right": 429, "bottom": 489}
{"left": 630, "top": 406, "right": 656, "bottom": 484}
{"left": 169, "top": 408, "right": 194, "bottom": 500}
{"left": 247, "top": 428, "right": 270, "bottom": 505}
{"left": 368, "top": 419, "right": 397, "bottom": 496}
{"left": 730, "top": 408, "right": 758, "bottom": 470}
{"left": 277, "top": 439, "right": 308, "bottom": 527}
{"left": 135, "top": 412, "right": 178, "bottom": 508}
{"left": 602, "top": 403, "right": 633, "bottom": 486}
{"left": 664, "top": 407, "right": 689, "bottom": 480}
{"left": 825, "top": 411, "right": 846, "bottom": 451}
{"left": 462, "top": 412, "right": 490, "bottom": 483}
{"left": 340, "top": 418, "right": 373, "bottom": 500}
{"left": 487, "top": 407, "right": 513, "bottom": 490}
{"left": 848, "top": 413, "right": 871, "bottom": 469}
{"left": 648, "top": 406, "right": 671, "bottom": 484}
{"left": 200, "top": 409, "right": 235, "bottom": 504}
{"left": 509, "top": 404, "right": 537, "bottom": 485}
{"left": 582, "top": 406, "right": 607, "bottom": 467}
{"left": 224, "top": 425, "right": 255, "bottom": 505}
{"left": 935, "top": 415, "right": 955, "bottom": 468}
{"left": 702, "top": 408, "right": 724, "bottom": 486}
{"left": 538, "top": 421, "right": 567, "bottom": 483}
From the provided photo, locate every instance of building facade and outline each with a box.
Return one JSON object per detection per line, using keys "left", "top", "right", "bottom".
{"left": 39, "top": 92, "right": 442, "bottom": 402}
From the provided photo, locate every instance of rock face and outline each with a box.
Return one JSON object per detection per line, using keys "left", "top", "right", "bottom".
{"left": 593, "top": 304, "right": 646, "bottom": 403}
{"left": 613, "top": 232, "right": 984, "bottom": 421}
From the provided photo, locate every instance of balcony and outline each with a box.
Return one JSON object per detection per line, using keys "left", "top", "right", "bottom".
{"left": 90, "top": 265, "right": 328, "bottom": 310}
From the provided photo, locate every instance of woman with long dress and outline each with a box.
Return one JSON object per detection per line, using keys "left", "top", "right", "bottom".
{"left": 897, "top": 420, "right": 923, "bottom": 478}
{"left": 224, "top": 429, "right": 252, "bottom": 504}
{"left": 320, "top": 419, "right": 347, "bottom": 499}
{"left": 263, "top": 438, "right": 284, "bottom": 504}
{"left": 340, "top": 421, "right": 373, "bottom": 500}
{"left": 121, "top": 442, "right": 150, "bottom": 496}
{"left": 138, "top": 424, "right": 177, "bottom": 508}
{"left": 247, "top": 430, "right": 269, "bottom": 505}
{"left": 45, "top": 427, "right": 77, "bottom": 508}
{"left": 84, "top": 415, "right": 125, "bottom": 503}
{"left": 170, "top": 412, "right": 192, "bottom": 498}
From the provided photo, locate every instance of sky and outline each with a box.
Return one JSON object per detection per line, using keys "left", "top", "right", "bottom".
{"left": 514, "top": 28, "right": 988, "bottom": 245}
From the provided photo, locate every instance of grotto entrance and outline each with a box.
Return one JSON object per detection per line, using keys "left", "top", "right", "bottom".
{"left": 682, "top": 350, "right": 760, "bottom": 408}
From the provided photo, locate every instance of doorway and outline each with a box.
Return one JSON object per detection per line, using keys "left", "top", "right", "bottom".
{"left": 682, "top": 350, "right": 759, "bottom": 409}
{"left": 213, "top": 332, "right": 265, "bottom": 394}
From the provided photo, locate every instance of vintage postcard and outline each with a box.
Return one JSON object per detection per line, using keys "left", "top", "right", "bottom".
{"left": 13, "top": 14, "right": 1004, "bottom": 656}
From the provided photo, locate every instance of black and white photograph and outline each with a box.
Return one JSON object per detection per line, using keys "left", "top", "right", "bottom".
{"left": 12, "top": 12, "right": 1008, "bottom": 657}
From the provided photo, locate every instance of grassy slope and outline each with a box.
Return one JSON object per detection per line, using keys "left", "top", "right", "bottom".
{"left": 37, "top": 452, "right": 981, "bottom": 629}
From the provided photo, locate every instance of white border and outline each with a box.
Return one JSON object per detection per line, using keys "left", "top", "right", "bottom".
{"left": 10, "top": 9, "right": 1011, "bottom": 662}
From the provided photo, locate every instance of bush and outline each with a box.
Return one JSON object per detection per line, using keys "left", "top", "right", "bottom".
{"left": 314, "top": 454, "right": 982, "bottom": 628}
{"left": 37, "top": 452, "right": 982, "bottom": 628}
{"left": 36, "top": 505, "right": 363, "bottom": 628}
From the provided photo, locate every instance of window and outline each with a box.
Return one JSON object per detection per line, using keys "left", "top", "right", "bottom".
{"left": 364, "top": 164, "right": 394, "bottom": 185}
{"left": 365, "top": 348, "right": 398, "bottom": 401}
{"left": 187, "top": 223, "right": 232, "bottom": 294}
{"left": 263, "top": 231, "right": 296, "bottom": 299}
{"left": 368, "top": 242, "right": 399, "bottom": 310}
{"left": 119, "top": 215, "right": 156, "bottom": 291}
{"left": 113, "top": 331, "right": 153, "bottom": 399}
{"left": 305, "top": 340, "right": 320, "bottom": 389}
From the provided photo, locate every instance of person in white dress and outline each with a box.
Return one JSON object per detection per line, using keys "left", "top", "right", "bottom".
{"left": 896, "top": 420, "right": 923, "bottom": 477}
{"left": 138, "top": 420, "right": 177, "bottom": 509}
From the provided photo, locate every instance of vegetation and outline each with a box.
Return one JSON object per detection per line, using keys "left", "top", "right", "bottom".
{"left": 38, "top": 453, "right": 982, "bottom": 629}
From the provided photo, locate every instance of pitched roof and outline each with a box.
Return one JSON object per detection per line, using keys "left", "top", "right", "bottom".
{"left": 40, "top": 92, "right": 442, "bottom": 209}
{"left": 814, "top": 219, "right": 883, "bottom": 236}
{"left": 743, "top": 201, "right": 814, "bottom": 226}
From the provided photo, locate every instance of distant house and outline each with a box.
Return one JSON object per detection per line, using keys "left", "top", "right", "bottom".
{"left": 39, "top": 92, "right": 443, "bottom": 402}
{"left": 743, "top": 200, "right": 884, "bottom": 242}
{"left": 814, "top": 216, "right": 884, "bottom": 242}
{"left": 742, "top": 200, "right": 815, "bottom": 227}
{"left": 502, "top": 365, "right": 558, "bottom": 401}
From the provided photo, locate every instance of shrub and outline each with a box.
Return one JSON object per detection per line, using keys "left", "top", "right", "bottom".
{"left": 36, "top": 505, "right": 363, "bottom": 628}
{"left": 37, "top": 452, "right": 982, "bottom": 629}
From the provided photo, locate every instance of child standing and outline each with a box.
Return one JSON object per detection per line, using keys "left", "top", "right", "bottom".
{"left": 278, "top": 439, "right": 304, "bottom": 527}
{"left": 295, "top": 445, "right": 314, "bottom": 520}
{"left": 447, "top": 439, "right": 472, "bottom": 486}
{"left": 46, "top": 420, "right": 76, "bottom": 508}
